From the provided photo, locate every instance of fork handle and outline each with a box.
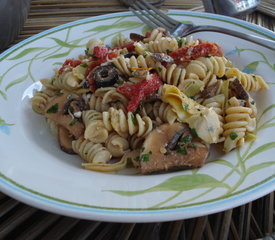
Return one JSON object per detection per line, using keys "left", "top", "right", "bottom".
{"left": 184, "top": 25, "right": 275, "bottom": 51}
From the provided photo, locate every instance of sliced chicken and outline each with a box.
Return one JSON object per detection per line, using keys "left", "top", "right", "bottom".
{"left": 58, "top": 126, "right": 75, "bottom": 154}
{"left": 44, "top": 93, "right": 85, "bottom": 138}
{"left": 140, "top": 122, "right": 209, "bottom": 174}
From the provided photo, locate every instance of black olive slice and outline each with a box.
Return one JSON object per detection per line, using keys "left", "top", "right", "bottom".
{"left": 63, "top": 97, "right": 86, "bottom": 115}
{"left": 130, "top": 33, "right": 145, "bottom": 41}
{"left": 93, "top": 65, "right": 118, "bottom": 87}
{"left": 124, "top": 53, "right": 139, "bottom": 59}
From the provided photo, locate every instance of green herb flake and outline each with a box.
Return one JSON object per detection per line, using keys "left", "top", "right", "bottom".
{"left": 133, "top": 71, "right": 139, "bottom": 76}
{"left": 208, "top": 127, "right": 214, "bottom": 133}
{"left": 181, "top": 135, "right": 191, "bottom": 144}
{"left": 252, "top": 75, "right": 256, "bottom": 80}
{"left": 140, "top": 146, "right": 145, "bottom": 152}
{"left": 176, "top": 38, "right": 183, "bottom": 48}
{"left": 134, "top": 156, "right": 140, "bottom": 162}
{"left": 176, "top": 145, "right": 187, "bottom": 155}
{"left": 191, "top": 128, "right": 198, "bottom": 137}
{"left": 183, "top": 104, "right": 189, "bottom": 111}
{"left": 166, "top": 49, "right": 172, "bottom": 54}
{"left": 250, "top": 100, "right": 255, "bottom": 105}
{"left": 140, "top": 153, "right": 150, "bottom": 162}
{"left": 131, "top": 113, "right": 137, "bottom": 125}
{"left": 80, "top": 62, "right": 88, "bottom": 68}
{"left": 158, "top": 67, "right": 162, "bottom": 72}
{"left": 46, "top": 103, "right": 58, "bottom": 114}
{"left": 68, "top": 106, "right": 74, "bottom": 113}
{"left": 230, "top": 132, "right": 238, "bottom": 140}
{"left": 69, "top": 119, "right": 78, "bottom": 126}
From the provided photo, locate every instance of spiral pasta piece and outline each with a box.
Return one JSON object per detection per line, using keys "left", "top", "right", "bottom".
{"left": 129, "top": 134, "right": 144, "bottom": 150}
{"left": 82, "top": 110, "right": 109, "bottom": 143}
{"left": 186, "top": 56, "right": 228, "bottom": 80}
{"left": 53, "top": 71, "right": 82, "bottom": 91}
{"left": 31, "top": 90, "right": 56, "bottom": 114}
{"left": 40, "top": 78, "right": 59, "bottom": 92}
{"left": 225, "top": 68, "right": 269, "bottom": 92}
{"left": 102, "top": 107, "right": 153, "bottom": 138}
{"left": 223, "top": 97, "right": 254, "bottom": 152}
{"left": 156, "top": 62, "right": 186, "bottom": 87}
{"left": 112, "top": 55, "right": 155, "bottom": 76}
{"left": 143, "top": 28, "right": 166, "bottom": 43}
{"left": 86, "top": 38, "right": 105, "bottom": 55}
{"left": 72, "top": 137, "right": 111, "bottom": 164}
{"left": 151, "top": 101, "right": 177, "bottom": 124}
{"left": 145, "top": 37, "right": 178, "bottom": 53}
{"left": 202, "top": 94, "right": 225, "bottom": 127}
{"left": 111, "top": 34, "right": 131, "bottom": 47}
{"left": 105, "top": 132, "right": 130, "bottom": 157}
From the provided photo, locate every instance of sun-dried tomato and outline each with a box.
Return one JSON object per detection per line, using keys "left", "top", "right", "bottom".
{"left": 93, "top": 46, "right": 109, "bottom": 59}
{"left": 169, "top": 42, "right": 223, "bottom": 64}
{"left": 118, "top": 73, "right": 162, "bottom": 112}
{"left": 112, "top": 42, "right": 135, "bottom": 52}
{"left": 58, "top": 59, "right": 82, "bottom": 74}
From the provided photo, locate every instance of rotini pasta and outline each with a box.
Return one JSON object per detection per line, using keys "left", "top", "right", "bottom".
{"left": 30, "top": 28, "right": 268, "bottom": 174}
{"left": 102, "top": 107, "right": 153, "bottom": 138}
{"left": 225, "top": 67, "right": 269, "bottom": 92}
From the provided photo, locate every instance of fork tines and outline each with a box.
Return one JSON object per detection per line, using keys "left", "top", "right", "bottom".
{"left": 130, "top": 0, "right": 178, "bottom": 31}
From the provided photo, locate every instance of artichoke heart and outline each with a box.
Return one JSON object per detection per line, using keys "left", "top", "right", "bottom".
{"left": 161, "top": 84, "right": 223, "bottom": 144}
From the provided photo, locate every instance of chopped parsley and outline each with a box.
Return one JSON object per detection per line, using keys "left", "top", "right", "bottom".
{"left": 133, "top": 71, "right": 139, "bottom": 76}
{"left": 166, "top": 49, "right": 172, "bottom": 54}
{"left": 46, "top": 103, "right": 58, "bottom": 114}
{"left": 181, "top": 135, "right": 191, "bottom": 144}
{"left": 191, "top": 128, "right": 198, "bottom": 137}
{"left": 176, "top": 38, "right": 183, "bottom": 48}
{"left": 250, "top": 100, "right": 255, "bottom": 105}
{"left": 176, "top": 145, "right": 187, "bottom": 155}
{"left": 230, "top": 132, "right": 238, "bottom": 140}
{"left": 140, "top": 146, "right": 145, "bottom": 152}
{"left": 140, "top": 153, "right": 150, "bottom": 162}
{"left": 158, "top": 67, "right": 162, "bottom": 72}
{"left": 183, "top": 104, "right": 189, "bottom": 111}
{"left": 80, "top": 62, "right": 88, "bottom": 68}
{"left": 131, "top": 113, "right": 137, "bottom": 125}
{"left": 69, "top": 119, "right": 78, "bottom": 126}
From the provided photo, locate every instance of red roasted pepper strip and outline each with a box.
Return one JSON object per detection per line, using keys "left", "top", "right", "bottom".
{"left": 58, "top": 59, "right": 82, "bottom": 74}
{"left": 169, "top": 42, "right": 223, "bottom": 64}
{"left": 118, "top": 73, "right": 162, "bottom": 112}
{"left": 112, "top": 42, "right": 135, "bottom": 52}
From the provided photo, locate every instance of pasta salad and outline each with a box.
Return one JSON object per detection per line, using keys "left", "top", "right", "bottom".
{"left": 31, "top": 28, "right": 269, "bottom": 174}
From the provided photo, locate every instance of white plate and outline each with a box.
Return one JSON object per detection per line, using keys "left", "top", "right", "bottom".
{"left": 0, "top": 10, "right": 274, "bottom": 223}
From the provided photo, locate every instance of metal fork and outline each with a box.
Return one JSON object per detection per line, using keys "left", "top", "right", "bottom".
{"left": 127, "top": 0, "right": 275, "bottom": 50}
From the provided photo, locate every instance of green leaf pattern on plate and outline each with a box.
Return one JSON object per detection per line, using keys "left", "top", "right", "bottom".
{"left": 107, "top": 104, "right": 275, "bottom": 208}
{"left": 0, "top": 13, "right": 274, "bottom": 210}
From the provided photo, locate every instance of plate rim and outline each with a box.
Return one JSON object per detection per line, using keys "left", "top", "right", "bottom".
{"left": 0, "top": 10, "right": 274, "bottom": 222}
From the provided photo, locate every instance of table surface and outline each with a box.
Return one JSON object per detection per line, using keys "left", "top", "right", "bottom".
{"left": 0, "top": 0, "right": 274, "bottom": 239}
